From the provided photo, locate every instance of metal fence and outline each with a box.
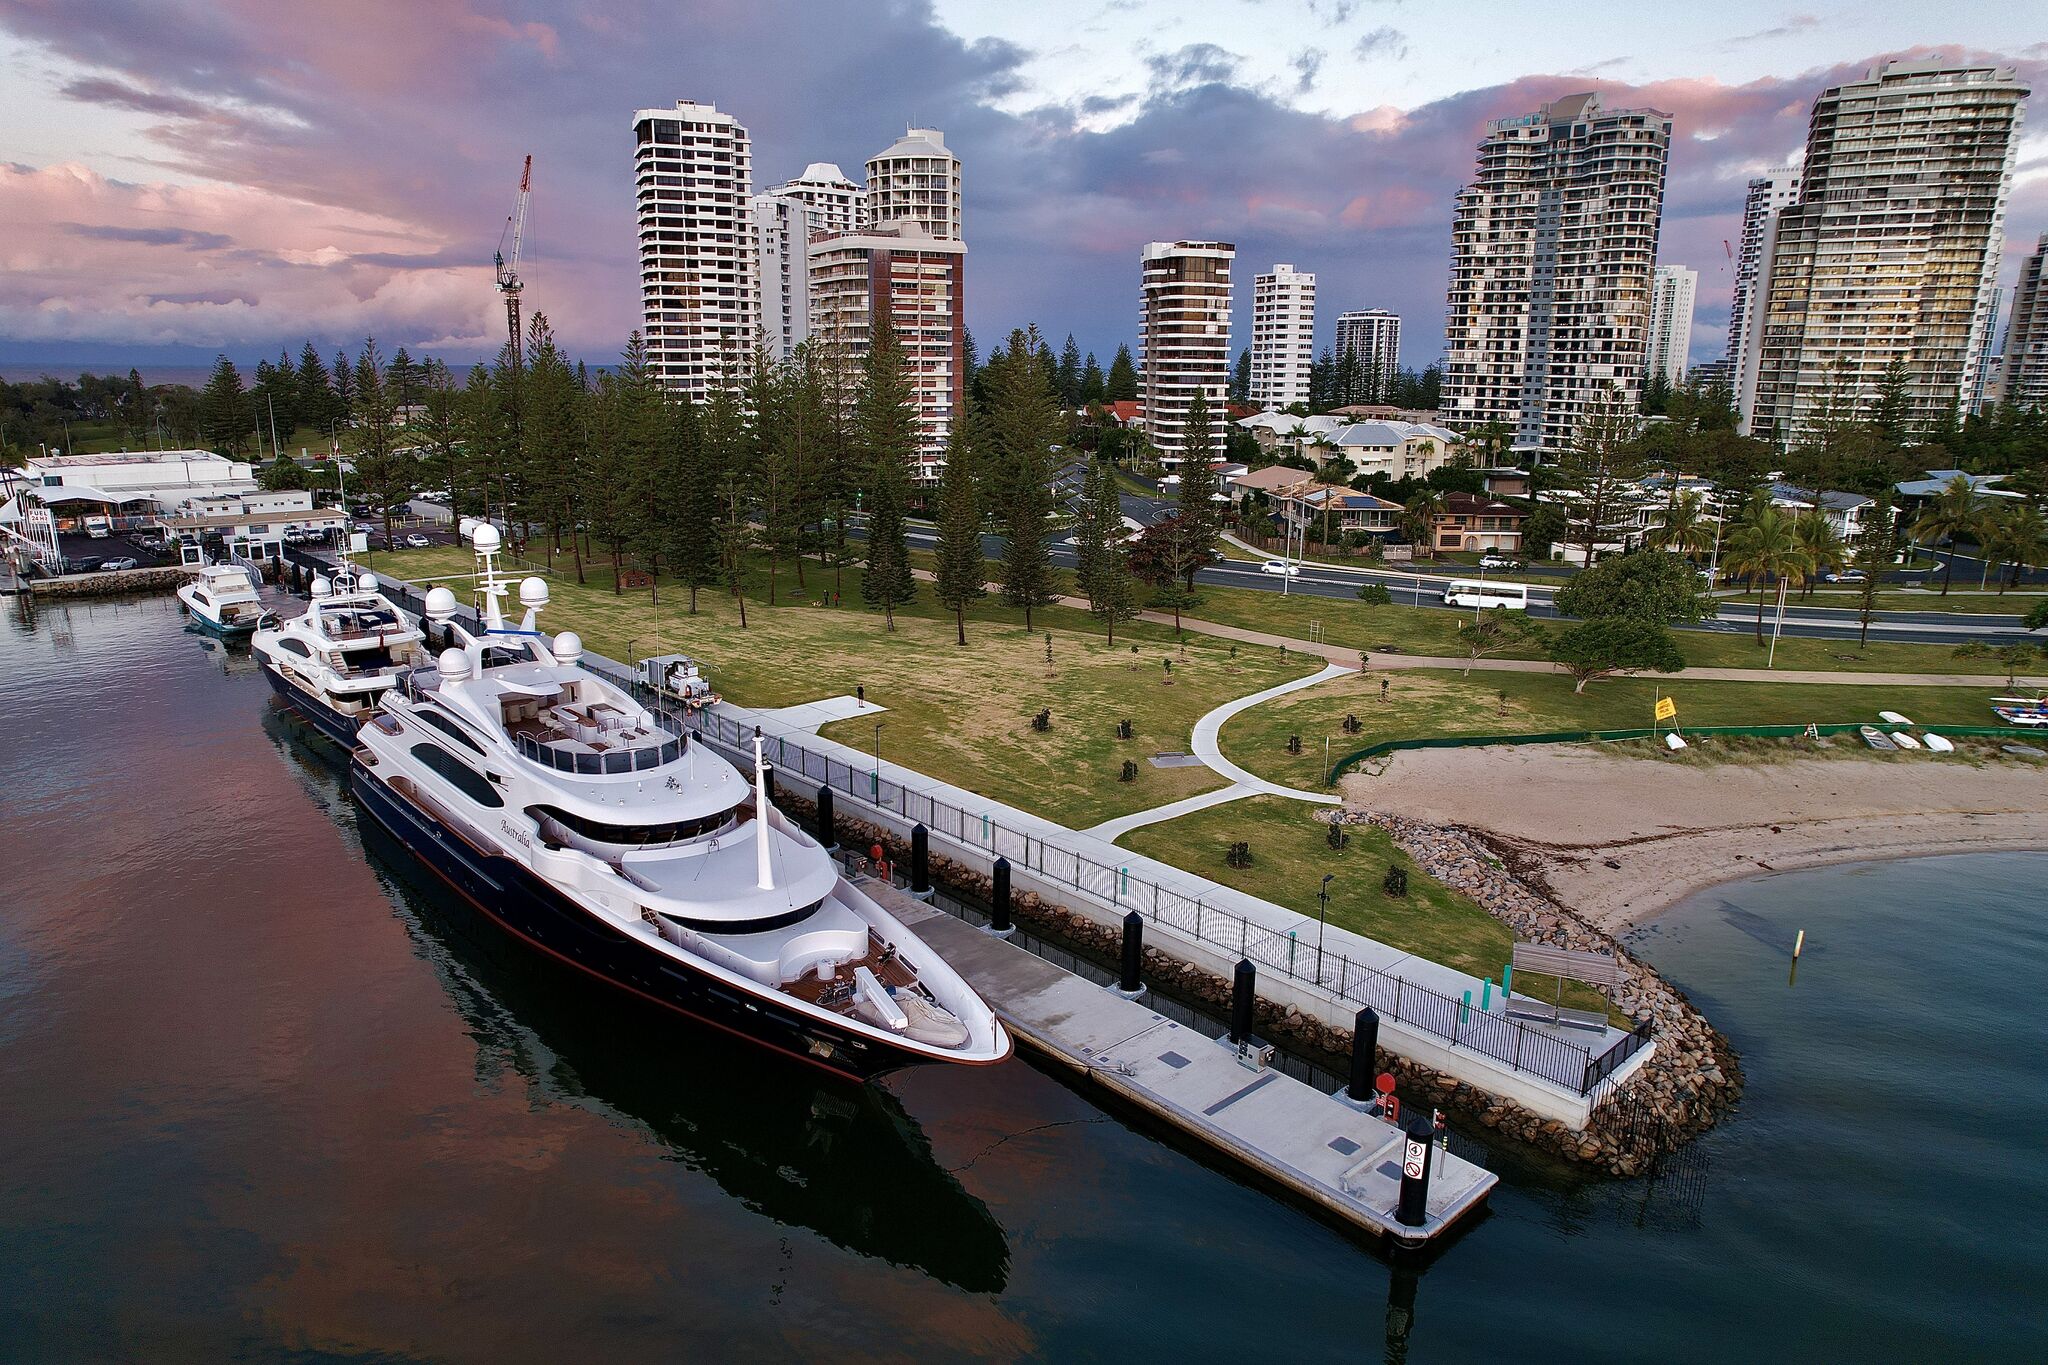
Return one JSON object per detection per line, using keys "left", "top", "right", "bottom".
{"left": 314, "top": 546, "right": 1654, "bottom": 1099}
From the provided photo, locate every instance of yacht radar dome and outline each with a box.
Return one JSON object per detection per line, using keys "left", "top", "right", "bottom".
{"left": 423, "top": 586, "right": 458, "bottom": 620}
{"left": 437, "top": 647, "right": 473, "bottom": 681}
{"left": 356, "top": 571, "right": 378, "bottom": 593}
{"left": 310, "top": 575, "right": 332, "bottom": 598}
{"left": 552, "top": 630, "right": 583, "bottom": 664}
{"left": 470, "top": 522, "right": 501, "bottom": 554}
{"left": 519, "top": 576, "right": 549, "bottom": 608}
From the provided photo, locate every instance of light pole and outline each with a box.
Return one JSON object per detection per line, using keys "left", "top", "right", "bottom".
{"left": 1316, "top": 873, "right": 1334, "bottom": 982}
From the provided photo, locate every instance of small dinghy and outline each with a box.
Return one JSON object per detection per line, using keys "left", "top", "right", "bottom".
{"left": 1663, "top": 731, "right": 1688, "bottom": 750}
{"left": 1890, "top": 731, "right": 1923, "bottom": 751}
{"left": 1860, "top": 725, "right": 1898, "bottom": 751}
{"left": 1878, "top": 710, "right": 1913, "bottom": 726}
{"left": 1922, "top": 733, "right": 1956, "bottom": 754}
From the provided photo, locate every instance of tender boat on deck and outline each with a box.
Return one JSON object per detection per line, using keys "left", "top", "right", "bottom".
{"left": 345, "top": 521, "right": 1008, "bottom": 1079}
{"left": 177, "top": 564, "right": 273, "bottom": 637}
{"left": 253, "top": 561, "right": 428, "bottom": 745}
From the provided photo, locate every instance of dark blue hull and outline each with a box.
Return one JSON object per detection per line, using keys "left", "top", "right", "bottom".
{"left": 262, "top": 663, "right": 368, "bottom": 747}
{"left": 347, "top": 758, "right": 951, "bottom": 1082}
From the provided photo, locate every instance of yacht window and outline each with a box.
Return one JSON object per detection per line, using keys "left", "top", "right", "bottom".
{"left": 411, "top": 743, "right": 502, "bottom": 807}
{"left": 413, "top": 708, "right": 486, "bottom": 754}
{"left": 529, "top": 802, "right": 737, "bottom": 847}
{"left": 279, "top": 639, "right": 313, "bottom": 657}
{"left": 658, "top": 900, "right": 824, "bottom": 935}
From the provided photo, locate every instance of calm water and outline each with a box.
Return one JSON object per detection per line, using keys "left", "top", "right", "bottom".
{"left": 3, "top": 595, "right": 2044, "bottom": 1363}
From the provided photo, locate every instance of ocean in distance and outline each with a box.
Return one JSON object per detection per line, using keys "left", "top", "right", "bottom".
{"left": 1, "top": 594, "right": 2041, "bottom": 1362}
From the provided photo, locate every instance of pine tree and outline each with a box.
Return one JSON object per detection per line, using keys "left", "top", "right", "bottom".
{"left": 520, "top": 314, "right": 586, "bottom": 581}
{"left": 931, "top": 425, "right": 986, "bottom": 644}
{"left": 297, "top": 343, "right": 336, "bottom": 438}
{"left": 1336, "top": 345, "right": 1365, "bottom": 407}
{"left": 1080, "top": 352, "right": 1105, "bottom": 404}
{"left": 668, "top": 398, "right": 722, "bottom": 613}
{"left": 458, "top": 363, "right": 504, "bottom": 522}
{"left": 1557, "top": 385, "right": 1648, "bottom": 566}
{"left": 987, "top": 328, "right": 1060, "bottom": 631}
{"left": 1106, "top": 344, "right": 1139, "bottom": 401}
{"left": 1057, "top": 334, "right": 1082, "bottom": 407}
{"left": 345, "top": 338, "right": 414, "bottom": 548}
{"left": 332, "top": 350, "right": 355, "bottom": 411}
{"left": 1076, "top": 458, "right": 1137, "bottom": 641}
{"left": 198, "top": 355, "right": 255, "bottom": 456}
{"left": 388, "top": 346, "right": 420, "bottom": 409}
{"left": 1172, "top": 389, "right": 1221, "bottom": 589}
{"left": 1230, "top": 348, "right": 1251, "bottom": 405}
{"left": 855, "top": 319, "right": 918, "bottom": 629}
{"left": 714, "top": 473, "right": 753, "bottom": 629}
{"left": 415, "top": 358, "right": 461, "bottom": 506}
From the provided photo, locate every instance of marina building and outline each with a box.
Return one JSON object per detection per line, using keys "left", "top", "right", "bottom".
{"left": 808, "top": 220, "right": 967, "bottom": 482}
{"left": 865, "top": 128, "right": 961, "bottom": 241}
{"left": 769, "top": 162, "right": 867, "bottom": 236}
{"left": 1249, "top": 263, "right": 1316, "bottom": 410}
{"left": 1725, "top": 169, "right": 1800, "bottom": 410}
{"left": 1334, "top": 309, "right": 1402, "bottom": 404}
{"left": 1742, "top": 62, "right": 2030, "bottom": 444}
{"left": 1139, "top": 240, "right": 1235, "bottom": 467}
{"left": 631, "top": 99, "right": 757, "bottom": 400}
{"left": 2002, "top": 232, "right": 2048, "bottom": 408}
{"left": 1646, "top": 265, "right": 1698, "bottom": 387}
{"left": 1440, "top": 92, "right": 1671, "bottom": 455}
{"left": 749, "top": 192, "right": 811, "bottom": 362}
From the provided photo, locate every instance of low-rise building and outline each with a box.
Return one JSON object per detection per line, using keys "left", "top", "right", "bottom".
{"left": 1893, "top": 469, "right": 2024, "bottom": 512}
{"left": 1276, "top": 484, "right": 1403, "bottom": 541}
{"left": 1430, "top": 493, "right": 1526, "bottom": 554}
{"left": 1226, "top": 464, "right": 1316, "bottom": 505}
{"left": 1329, "top": 420, "right": 1459, "bottom": 480}
{"left": 1766, "top": 482, "right": 1876, "bottom": 540}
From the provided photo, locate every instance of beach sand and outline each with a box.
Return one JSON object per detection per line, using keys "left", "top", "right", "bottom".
{"left": 1340, "top": 747, "right": 2048, "bottom": 932}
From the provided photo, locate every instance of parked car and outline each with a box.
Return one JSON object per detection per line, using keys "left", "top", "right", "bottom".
{"left": 1259, "top": 559, "right": 1301, "bottom": 577}
{"left": 1823, "top": 569, "right": 1868, "bottom": 584}
{"left": 1478, "top": 554, "right": 1523, "bottom": 570}
{"left": 404, "top": 533, "right": 433, "bottom": 549}
{"left": 67, "top": 556, "right": 103, "bottom": 573}
{"left": 99, "top": 556, "right": 139, "bottom": 571}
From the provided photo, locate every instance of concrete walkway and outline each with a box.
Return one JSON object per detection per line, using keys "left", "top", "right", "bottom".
{"left": 1085, "top": 664, "right": 1348, "bottom": 842}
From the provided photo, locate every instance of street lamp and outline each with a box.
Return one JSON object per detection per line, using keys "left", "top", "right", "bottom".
{"left": 1316, "top": 873, "right": 1334, "bottom": 982}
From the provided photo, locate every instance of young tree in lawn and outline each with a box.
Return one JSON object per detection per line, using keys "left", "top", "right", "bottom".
{"left": 1556, "top": 385, "right": 1646, "bottom": 566}
{"left": 855, "top": 319, "right": 918, "bottom": 630}
{"left": 1457, "top": 608, "right": 1542, "bottom": 675}
{"left": 1081, "top": 460, "right": 1138, "bottom": 643}
{"left": 199, "top": 356, "right": 256, "bottom": 456}
{"left": 1850, "top": 494, "right": 1896, "bottom": 648}
{"left": 1072, "top": 457, "right": 1112, "bottom": 612}
{"left": 1546, "top": 616, "right": 1685, "bottom": 693}
{"left": 931, "top": 425, "right": 987, "bottom": 645}
{"left": 1172, "top": 388, "right": 1222, "bottom": 589}
{"left": 714, "top": 473, "right": 752, "bottom": 629}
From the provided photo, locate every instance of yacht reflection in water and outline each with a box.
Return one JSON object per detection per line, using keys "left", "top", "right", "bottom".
{"left": 353, "top": 811, "right": 1012, "bottom": 1293}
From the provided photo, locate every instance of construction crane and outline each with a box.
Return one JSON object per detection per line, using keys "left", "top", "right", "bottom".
{"left": 494, "top": 155, "right": 532, "bottom": 368}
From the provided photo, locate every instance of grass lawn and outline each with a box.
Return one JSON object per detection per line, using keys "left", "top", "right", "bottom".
{"left": 1794, "top": 591, "right": 2047, "bottom": 615}
{"left": 369, "top": 544, "right": 1316, "bottom": 829}
{"left": 1118, "top": 796, "right": 1614, "bottom": 1015}
{"left": 1216, "top": 668, "right": 2022, "bottom": 789}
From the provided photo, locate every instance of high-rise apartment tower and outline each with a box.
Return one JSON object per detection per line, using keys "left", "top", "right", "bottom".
{"left": 1646, "top": 265, "right": 1698, "bottom": 387}
{"left": 1334, "top": 310, "right": 1402, "bottom": 404}
{"left": 865, "top": 128, "right": 961, "bottom": 239}
{"left": 2000, "top": 232, "right": 2048, "bottom": 409}
{"left": 770, "top": 162, "right": 867, "bottom": 237}
{"left": 1440, "top": 92, "right": 1672, "bottom": 453}
{"left": 1744, "top": 62, "right": 2030, "bottom": 443}
{"left": 1725, "top": 169, "right": 1800, "bottom": 403}
{"left": 1138, "top": 240, "right": 1235, "bottom": 466}
{"left": 630, "top": 100, "right": 756, "bottom": 400}
{"left": 1249, "top": 263, "right": 1315, "bottom": 409}
{"left": 749, "top": 193, "right": 810, "bottom": 362}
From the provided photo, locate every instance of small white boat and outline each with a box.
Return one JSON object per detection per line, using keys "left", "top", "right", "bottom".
{"left": 1922, "top": 733, "right": 1956, "bottom": 754}
{"left": 1991, "top": 697, "right": 2048, "bottom": 727}
{"left": 1663, "top": 732, "right": 1687, "bottom": 750}
{"left": 177, "top": 564, "right": 273, "bottom": 637}
{"left": 1878, "top": 710, "right": 1912, "bottom": 726}
{"left": 1859, "top": 725, "right": 1898, "bottom": 751}
{"left": 1890, "top": 731, "right": 1923, "bottom": 751}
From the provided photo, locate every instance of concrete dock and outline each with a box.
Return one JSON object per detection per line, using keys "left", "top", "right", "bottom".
{"left": 873, "top": 880, "right": 1497, "bottom": 1246}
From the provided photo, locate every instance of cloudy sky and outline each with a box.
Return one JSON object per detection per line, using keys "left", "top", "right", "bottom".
{"left": 1, "top": 0, "right": 2043, "bottom": 379}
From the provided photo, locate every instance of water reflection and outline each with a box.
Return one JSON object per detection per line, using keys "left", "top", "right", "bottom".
{"left": 282, "top": 721, "right": 1011, "bottom": 1294}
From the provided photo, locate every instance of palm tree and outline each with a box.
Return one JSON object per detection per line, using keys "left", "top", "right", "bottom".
{"left": 1723, "top": 504, "right": 1815, "bottom": 644}
{"left": 1403, "top": 488, "right": 1446, "bottom": 559}
{"left": 1910, "top": 474, "right": 1984, "bottom": 596}
{"left": 1979, "top": 501, "right": 2047, "bottom": 593}
{"left": 1645, "top": 489, "right": 1717, "bottom": 562}
{"left": 1793, "top": 508, "right": 1848, "bottom": 599}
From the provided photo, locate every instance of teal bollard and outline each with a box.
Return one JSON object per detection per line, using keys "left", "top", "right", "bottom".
{"left": 1482, "top": 979, "right": 1493, "bottom": 1011}
{"left": 1460, "top": 989, "right": 1471, "bottom": 1024}
{"left": 1502, "top": 963, "right": 1513, "bottom": 1001}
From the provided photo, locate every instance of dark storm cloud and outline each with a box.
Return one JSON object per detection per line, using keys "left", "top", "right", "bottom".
{"left": 65, "top": 222, "right": 233, "bottom": 249}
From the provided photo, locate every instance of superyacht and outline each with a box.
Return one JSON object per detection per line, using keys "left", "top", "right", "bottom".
{"left": 347, "top": 521, "right": 1009, "bottom": 1078}
{"left": 253, "top": 561, "right": 428, "bottom": 745}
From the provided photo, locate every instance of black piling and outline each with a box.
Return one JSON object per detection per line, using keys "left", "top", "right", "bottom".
{"left": 814, "top": 785, "right": 837, "bottom": 850}
{"left": 1348, "top": 1006, "right": 1381, "bottom": 1104}
{"left": 1229, "top": 959, "right": 1255, "bottom": 1045}
{"left": 1395, "top": 1118, "right": 1435, "bottom": 1233}
{"left": 988, "top": 857, "right": 1014, "bottom": 937}
{"left": 761, "top": 763, "right": 776, "bottom": 808}
{"left": 909, "top": 823, "right": 932, "bottom": 900}
{"left": 1117, "top": 910, "right": 1144, "bottom": 996}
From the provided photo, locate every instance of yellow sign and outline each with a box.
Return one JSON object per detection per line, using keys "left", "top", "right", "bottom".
{"left": 1654, "top": 697, "right": 1677, "bottom": 722}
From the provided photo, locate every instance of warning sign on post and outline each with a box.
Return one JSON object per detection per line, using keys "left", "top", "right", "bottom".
{"left": 1654, "top": 697, "right": 1677, "bottom": 722}
{"left": 1403, "top": 1138, "right": 1427, "bottom": 1180}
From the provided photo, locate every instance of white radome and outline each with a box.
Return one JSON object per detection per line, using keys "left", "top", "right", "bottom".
{"left": 553, "top": 630, "right": 583, "bottom": 663}
{"left": 310, "top": 575, "right": 332, "bottom": 598}
{"left": 423, "top": 586, "right": 458, "bottom": 619}
{"left": 437, "top": 647, "right": 473, "bottom": 681}
{"left": 519, "top": 576, "right": 549, "bottom": 608}
{"left": 357, "top": 571, "right": 379, "bottom": 592}
{"left": 471, "top": 522, "right": 501, "bottom": 554}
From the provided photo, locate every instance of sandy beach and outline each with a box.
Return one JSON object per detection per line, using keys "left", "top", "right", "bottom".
{"left": 1341, "top": 747, "right": 2048, "bottom": 932}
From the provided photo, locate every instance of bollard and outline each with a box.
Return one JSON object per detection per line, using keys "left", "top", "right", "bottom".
{"left": 761, "top": 762, "right": 776, "bottom": 809}
{"left": 1481, "top": 979, "right": 1492, "bottom": 1012}
{"left": 987, "top": 856, "right": 1015, "bottom": 938}
{"left": 909, "top": 823, "right": 932, "bottom": 900}
{"left": 1229, "top": 959, "right": 1255, "bottom": 1045}
{"left": 1501, "top": 962, "right": 1513, "bottom": 1002}
{"left": 1113, "top": 911, "right": 1145, "bottom": 999}
{"left": 815, "top": 785, "right": 837, "bottom": 850}
{"left": 1347, "top": 1007, "right": 1381, "bottom": 1104}
{"left": 1395, "top": 1117, "right": 1435, "bottom": 1235}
